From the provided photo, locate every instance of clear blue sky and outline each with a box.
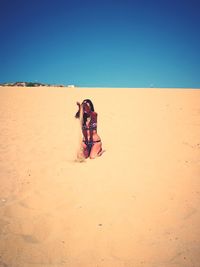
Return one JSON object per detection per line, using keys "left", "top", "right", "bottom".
{"left": 1, "top": 0, "right": 200, "bottom": 87}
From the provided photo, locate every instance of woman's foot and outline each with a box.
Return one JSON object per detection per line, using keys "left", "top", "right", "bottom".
{"left": 90, "top": 148, "right": 106, "bottom": 159}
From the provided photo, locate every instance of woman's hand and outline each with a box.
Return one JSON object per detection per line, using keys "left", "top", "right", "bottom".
{"left": 75, "top": 102, "right": 81, "bottom": 118}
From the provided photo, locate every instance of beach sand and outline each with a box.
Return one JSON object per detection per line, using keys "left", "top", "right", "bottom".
{"left": 0, "top": 86, "right": 200, "bottom": 267}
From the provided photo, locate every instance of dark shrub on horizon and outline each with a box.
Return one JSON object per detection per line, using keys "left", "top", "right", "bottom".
{"left": 26, "top": 82, "right": 36, "bottom": 87}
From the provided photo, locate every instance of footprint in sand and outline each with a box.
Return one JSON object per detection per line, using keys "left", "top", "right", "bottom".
{"left": 21, "top": 234, "right": 40, "bottom": 244}
{"left": 183, "top": 208, "right": 197, "bottom": 220}
{"left": 0, "top": 218, "right": 9, "bottom": 235}
{"left": 0, "top": 258, "right": 9, "bottom": 267}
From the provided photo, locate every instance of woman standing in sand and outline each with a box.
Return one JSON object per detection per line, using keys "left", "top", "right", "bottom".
{"left": 75, "top": 99, "right": 104, "bottom": 159}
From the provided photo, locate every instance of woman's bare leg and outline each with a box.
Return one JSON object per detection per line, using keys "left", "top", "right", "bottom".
{"left": 82, "top": 142, "right": 90, "bottom": 158}
{"left": 90, "top": 142, "right": 104, "bottom": 159}
{"left": 77, "top": 142, "right": 89, "bottom": 160}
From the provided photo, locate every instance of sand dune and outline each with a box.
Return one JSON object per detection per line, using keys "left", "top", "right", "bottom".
{"left": 0, "top": 86, "right": 200, "bottom": 267}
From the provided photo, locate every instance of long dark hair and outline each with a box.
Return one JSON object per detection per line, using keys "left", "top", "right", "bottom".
{"left": 75, "top": 99, "right": 95, "bottom": 120}
{"left": 83, "top": 99, "right": 94, "bottom": 112}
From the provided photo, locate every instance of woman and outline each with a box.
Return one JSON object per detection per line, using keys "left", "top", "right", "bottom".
{"left": 75, "top": 99, "right": 104, "bottom": 159}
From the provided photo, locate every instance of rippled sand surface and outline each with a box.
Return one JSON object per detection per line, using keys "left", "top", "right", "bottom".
{"left": 0, "top": 86, "right": 200, "bottom": 267}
